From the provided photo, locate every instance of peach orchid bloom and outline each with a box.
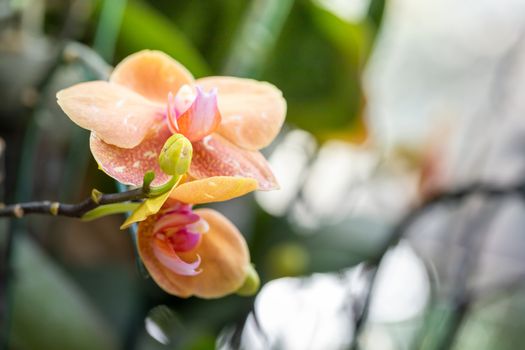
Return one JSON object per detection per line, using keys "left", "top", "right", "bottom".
{"left": 56, "top": 50, "right": 285, "bottom": 298}
{"left": 56, "top": 50, "right": 286, "bottom": 207}
{"left": 138, "top": 199, "right": 253, "bottom": 298}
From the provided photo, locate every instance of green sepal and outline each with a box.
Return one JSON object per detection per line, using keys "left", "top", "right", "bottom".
{"left": 236, "top": 264, "right": 260, "bottom": 296}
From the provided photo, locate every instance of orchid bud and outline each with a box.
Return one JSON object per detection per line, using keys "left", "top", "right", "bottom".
{"left": 236, "top": 264, "right": 260, "bottom": 296}
{"left": 159, "top": 134, "right": 193, "bottom": 176}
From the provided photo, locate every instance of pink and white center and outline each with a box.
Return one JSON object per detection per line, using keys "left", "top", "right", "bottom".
{"left": 152, "top": 202, "right": 209, "bottom": 276}
{"left": 165, "top": 85, "right": 221, "bottom": 143}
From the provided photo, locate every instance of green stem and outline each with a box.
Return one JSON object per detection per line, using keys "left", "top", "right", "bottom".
{"left": 81, "top": 202, "right": 141, "bottom": 221}
{"left": 147, "top": 175, "right": 181, "bottom": 197}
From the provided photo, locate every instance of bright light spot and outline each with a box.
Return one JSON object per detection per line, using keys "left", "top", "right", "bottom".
{"left": 235, "top": 268, "right": 368, "bottom": 349}
{"left": 239, "top": 314, "right": 269, "bottom": 350}
{"left": 349, "top": 167, "right": 419, "bottom": 221}
{"left": 314, "top": 0, "right": 371, "bottom": 22}
{"left": 360, "top": 326, "right": 396, "bottom": 350}
{"left": 145, "top": 317, "right": 169, "bottom": 345}
{"left": 144, "top": 305, "right": 178, "bottom": 345}
{"left": 293, "top": 141, "right": 379, "bottom": 229}
{"left": 219, "top": 245, "right": 430, "bottom": 349}
{"left": 368, "top": 241, "right": 430, "bottom": 322}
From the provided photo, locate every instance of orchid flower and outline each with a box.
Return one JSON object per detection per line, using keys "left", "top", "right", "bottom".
{"left": 138, "top": 199, "right": 256, "bottom": 298}
{"left": 56, "top": 50, "right": 286, "bottom": 205}
{"left": 55, "top": 50, "right": 285, "bottom": 298}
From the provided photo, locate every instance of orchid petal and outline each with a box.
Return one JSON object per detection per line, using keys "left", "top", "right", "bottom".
{"left": 110, "top": 50, "right": 194, "bottom": 103}
{"left": 175, "top": 86, "right": 221, "bottom": 142}
{"left": 120, "top": 186, "right": 176, "bottom": 229}
{"left": 190, "top": 135, "right": 278, "bottom": 190}
{"left": 153, "top": 212, "right": 199, "bottom": 233}
{"left": 153, "top": 237, "right": 201, "bottom": 276}
{"left": 187, "top": 218, "right": 209, "bottom": 235}
{"left": 57, "top": 81, "right": 162, "bottom": 148}
{"left": 196, "top": 76, "right": 286, "bottom": 150}
{"left": 161, "top": 200, "right": 192, "bottom": 214}
{"left": 170, "top": 176, "right": 258, "bottom": 204}
{"left": 138, "top": 209, "right": 250, "bottom": 298}
{"left": 173, "top": 84, "right": 195, "bottom": 114}
{"left": 169, "top": 229, "right": 202, "bottom": 252}
{"left": 90, "top": 122, "right": 172, "bottom": 187}
{"left": 166, "top": 92, "right": 179, "bottom": 132}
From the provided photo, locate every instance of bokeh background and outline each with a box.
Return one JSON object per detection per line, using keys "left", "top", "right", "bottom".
{"left": 2, "top": 0, "right": 525, "bottom": 349}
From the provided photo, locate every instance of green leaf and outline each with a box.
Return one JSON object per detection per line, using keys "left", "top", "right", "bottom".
{"left": 261, "top": 2, "right": 366, "bottom": 139}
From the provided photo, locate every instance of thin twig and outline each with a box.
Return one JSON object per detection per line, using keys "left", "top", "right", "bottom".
{"left": 436, "top": 200, "right": 502, "bottom": 350}
{"left": 0, "top": 187, "right": 145, "bottom": 219}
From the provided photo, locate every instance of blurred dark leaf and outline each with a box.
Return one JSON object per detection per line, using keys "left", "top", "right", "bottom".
{"left": 223, "top": 0, "right": 294, "bottom": 78}
{"left": 10, "top": 234, "right": 118, "bottom": 350}
{"left": 367, "top": 0, "right": 386, "bottom": 32}
{"left": 154, "top": 0, "right": 247, "bottom": 73}
{"left": 116, "top": 0, "right": 211, "bottom": 76}
{"left": 0, "top": 35, "right": 56, "bottom": 124}
{"left": 263, "top": 2, "right": 366, "bottom": 141}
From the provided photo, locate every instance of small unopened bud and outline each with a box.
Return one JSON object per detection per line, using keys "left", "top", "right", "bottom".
{"left": 91, "top": 189, "right": 103, "bottom": 204}
{"left": 237, "top": 264, "right": 260, "bottom": 296}
{"left": 159, "top": 134, "right": 193, "bottom": 176}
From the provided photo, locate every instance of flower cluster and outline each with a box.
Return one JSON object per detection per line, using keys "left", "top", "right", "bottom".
{"left": 56, "top": 50, "right": 285, "bottom": 298}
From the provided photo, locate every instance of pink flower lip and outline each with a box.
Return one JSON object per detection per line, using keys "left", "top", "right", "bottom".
{"left": 151, "top": 203, "right": 209, "bottom": 276}
{"left": 169, "top": 228, "right": 201, "bottom": 252}
{"left": 153, "top": 212, "right": 199, "bottom": 234}
{"left": 153, "top": 236, "right": 201, "bottom": 276}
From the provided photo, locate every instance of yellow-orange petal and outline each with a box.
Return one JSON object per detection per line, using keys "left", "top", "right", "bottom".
{"left": 110, "top": 50, "right": 195, "bottom": 103}
{"left": 90, "top": 122, "right": 172, "bottom": 186}
{"left": 196, "top": 76, "right": 286, "bottom": 151}
{"left": 57, "top": 81, "right": 163, "bottom": 148}
{"left": 121, "top": 184, "right": 178, "bottom": 229}
{"left": 170, "top": 176, "right": 258, "bottom": 204}
{"left": 190, "top": 134, "right": 278, "bottom": 191}
{"left": 138, "top": 208, "right": 250, "bottom": 298}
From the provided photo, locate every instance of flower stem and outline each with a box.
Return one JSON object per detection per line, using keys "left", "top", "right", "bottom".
{"left": 0, "top": 187, "right": 145, "bottom": 219}
{"left": 81, "top": 202, "right": 141, "bottom": 221}
{"left": 147, "top": 175, "right": 181, "bottom": 197}
{"left": 0, "top": 174, "right": 183, "bottom": 220}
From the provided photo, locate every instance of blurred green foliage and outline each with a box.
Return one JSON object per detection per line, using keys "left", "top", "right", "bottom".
{"left": 1, "top": 0, "right": 386, "bottom": 349}
{"left": 10, "top": 235, "right": 117, "bottom": 350}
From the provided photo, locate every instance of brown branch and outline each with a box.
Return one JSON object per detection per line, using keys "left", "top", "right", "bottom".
{"left": 0, "top": 187, "right": 145, "bottom": 219}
